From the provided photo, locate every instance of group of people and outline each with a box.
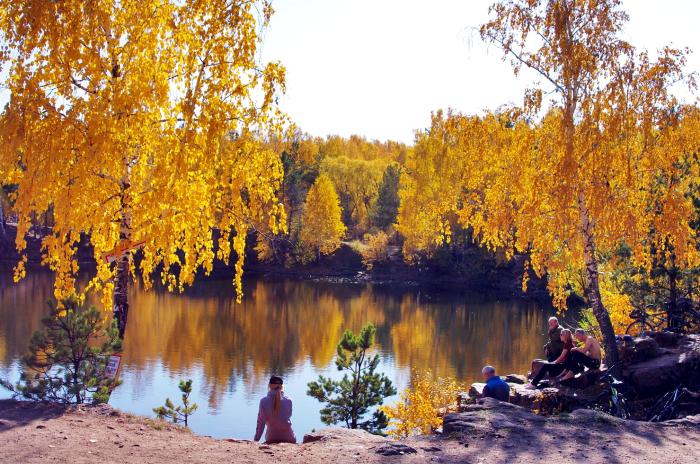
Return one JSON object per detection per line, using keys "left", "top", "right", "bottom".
{"left": 255, "top": 317, "right": 602, "bottom": 444}
{"left": 526, "top": 317, "right": 602, "bottom": 389}
{"left": 480, "top": 316, "right": 603, "bottom": 400}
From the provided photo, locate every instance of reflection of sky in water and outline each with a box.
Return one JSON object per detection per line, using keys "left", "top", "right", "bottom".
{"left": 0, "top": 271, "right": 567, "bottom": 439}
{"left": 108, "top": 356, "right": 408, "bottom": 439}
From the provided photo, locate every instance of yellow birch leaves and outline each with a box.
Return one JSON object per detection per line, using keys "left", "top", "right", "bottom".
{"left": 299, "top": 174, "right": 346, "bottom": 260}
{"left": 0, "top": 1, "right": 287, "bottom": 304}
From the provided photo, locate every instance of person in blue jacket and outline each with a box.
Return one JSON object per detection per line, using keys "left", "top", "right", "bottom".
{"left": 481, "top": 365, "right": 510, "bottom": 402}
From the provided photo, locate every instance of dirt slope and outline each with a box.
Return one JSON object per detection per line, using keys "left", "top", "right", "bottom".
{"left": 0, "top": 399, "right": 698, "bottom": 464}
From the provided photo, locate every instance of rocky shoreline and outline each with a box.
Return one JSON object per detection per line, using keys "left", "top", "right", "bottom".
{"left": 459, "top": 332, "right": 700, "bottom": 420}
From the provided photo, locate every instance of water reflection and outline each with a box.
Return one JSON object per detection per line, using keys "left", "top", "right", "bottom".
{"left": 0, "top": 271, "right": 560, "bottom": 438}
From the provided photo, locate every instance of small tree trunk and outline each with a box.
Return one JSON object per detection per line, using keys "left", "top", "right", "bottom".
{"left": 667, "top": 252, "right": 679, "bottom": 330}
{"left": 577, "top": 192, "right": 620, "bottom": 375}
{"left": 0, "top": 201, "right": 5, "bottom": 240}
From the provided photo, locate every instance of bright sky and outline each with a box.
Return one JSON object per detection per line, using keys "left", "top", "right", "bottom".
{"left": 260, "top": 0, "right": 700, "bottom": 144}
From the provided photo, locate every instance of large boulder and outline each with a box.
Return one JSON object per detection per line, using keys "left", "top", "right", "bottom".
{"left": 623, "top": 334, "right": 700, "bottom": 397}
{"left": 618, "top": 336, "right": 658, "bottom": 364}
{"left": 443, "top": 398, "right": 543, "bottom": 435}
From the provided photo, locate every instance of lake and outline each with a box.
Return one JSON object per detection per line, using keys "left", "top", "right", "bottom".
{"left": 0, "top": 270, "right": 563, "bottom": 439}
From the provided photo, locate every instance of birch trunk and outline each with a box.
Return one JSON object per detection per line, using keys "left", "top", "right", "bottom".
{"left": 113, "top": 177, "right": 132, "bottom": 339}
{"left": 577, "top": 191, "right": 620, "bottom": 374}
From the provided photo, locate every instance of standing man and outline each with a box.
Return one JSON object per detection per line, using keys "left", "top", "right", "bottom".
{"left": 544, "top": 317, "right": 564, "bottom": 362}
{"left": 481, "top": 366, "right": 510, "bottom": 402}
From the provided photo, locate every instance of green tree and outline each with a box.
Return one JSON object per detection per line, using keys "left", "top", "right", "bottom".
{"left": 371, "top": 164, "right": 401, "bottom": 230}
{"left": 307, "top": 323, "right": 396, "bottom": 434}
{"left": 2, "top": 297, "right": 122, "bottom": 404}
{"left": 153, "top": 379, "right": 198, "bottom": 427}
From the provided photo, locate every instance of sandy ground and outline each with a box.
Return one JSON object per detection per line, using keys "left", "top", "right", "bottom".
{"left": 1, "top": 399, "right": 699, "bottom": 464}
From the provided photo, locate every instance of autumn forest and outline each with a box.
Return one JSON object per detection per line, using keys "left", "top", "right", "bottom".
{"left": 0, "top": 0, "right": 699, "bottom": 449}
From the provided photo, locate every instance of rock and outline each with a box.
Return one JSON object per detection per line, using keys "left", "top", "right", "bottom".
{"left": 509, "top": 385, "right": 563, "bottom": 413}
{"left": 302, "top": 427, "right": 386, "bottom": 445}
{"left": 374, "top": 443, "right": 417, "bottom": 456}
{"left": 623, "top": 334, "right": 700, "bottom": 396}
{"left": 568, "top": 408, "right": 625, "bottom": 424}
{"left": 444, "top": 398, "right": 544, "bottom": 435}
{"left": 457, "top": 392, "right": 474, "bottom": 411}
{"left": 559, "top": 369, "right": 603, "bottom": 389}
{"left": 648, "top": 331, "right": 682, "bottom": 348}
{"left": 468, "top": 383, "right": 485, "bottom": 398}
{"left": 302, "top": 432, "right": 325, "bottom": 444}
{"left": 443, "top": 412, "right": 486, "bottom": 435}
{"left": 662, "top": 414, "right": 700, "bottom": 427}
{"left": 421, "top": 446, "right": 442, "bottom": 452}
{"left": 618, "top": 336, "right": 658, "bottom": 364}
{"left": 505, "top": 374, "right": 527, "bottom": 384}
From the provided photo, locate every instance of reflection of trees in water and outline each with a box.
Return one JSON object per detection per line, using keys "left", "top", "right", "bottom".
{"left": 0, "top": 272, "right": 54, "bottom": 367}
{"left": 386, "top": 295, "right": 551, "bottom": 380}
{"left": 120, "top": 279, "right": 554, "bottom": 409}
{"left": 0, "top": 273, "right": 555, "bottom": 410}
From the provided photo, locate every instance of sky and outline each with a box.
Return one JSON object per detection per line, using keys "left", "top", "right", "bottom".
{"left": 260, "top": 0, "right": 700, "bottom": 144}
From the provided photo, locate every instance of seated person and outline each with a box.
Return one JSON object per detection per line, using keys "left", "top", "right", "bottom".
{"left": 559, "top": 329, "right": 601, "bottom": 381}
{"left": 481, "top": 365, "right": 510, "bottom": 402}
{"left": 254, "top": 376, "right": 297, "bottom": 444}
{"left": 543, "top": 317, "right": 564, "bottom": 362}
{"left": 525, "top": 329, "right": 574, "bottom": 389}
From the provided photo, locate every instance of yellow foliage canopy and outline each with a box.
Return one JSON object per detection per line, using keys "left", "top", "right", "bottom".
{"left": 0, "top": 0, "right": 287, "bottom": 307}
{"left": 382, "top": 370, "right": 463, "bottom": 439}
{"left": 299, "top": 174, "right": 346, "bottom": 259}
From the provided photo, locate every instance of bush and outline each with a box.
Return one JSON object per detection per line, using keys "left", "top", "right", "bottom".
{"left": 1, "top": 296, "right": 122, "bottom": 404}
{"left": 381, "top": 370, "right": 463, "bottom": 439}
{"left": 360, "top": 231, "right": 390, "bottom": 270}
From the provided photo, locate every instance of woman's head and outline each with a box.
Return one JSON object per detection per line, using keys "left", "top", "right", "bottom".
{"left": 268, "top": 375, "right": 283, "bottom": 414}
{"left": 268, "top": 375, "right": 283, "bottom": 390}
{"left": 560, "top": 328, "right": 573, "bottom": 344}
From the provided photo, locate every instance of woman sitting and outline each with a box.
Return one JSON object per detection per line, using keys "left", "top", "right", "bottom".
{"left": 254, "top": 375, "right": 297, "bottom": 444}
{"left": 524, "top": 329, "right": 574, "bottom": 390}
{"left": 558, "top": 328, "right": 602, "bottom": 381}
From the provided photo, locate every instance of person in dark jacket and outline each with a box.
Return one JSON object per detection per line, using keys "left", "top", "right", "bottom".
{"left": 544, "top": 317, "right": 564, "bottom": 362}
{"left": 481, "top": 365, "right": 510, "bottom": 402}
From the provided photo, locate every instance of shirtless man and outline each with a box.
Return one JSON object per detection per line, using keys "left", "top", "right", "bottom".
{"left": 559, "top": 328, "right": 602, "bottom": 381}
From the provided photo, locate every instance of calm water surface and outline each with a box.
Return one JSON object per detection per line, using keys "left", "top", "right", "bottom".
{"left": 0, "top": 271, "right": 562, "bottom": 439}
